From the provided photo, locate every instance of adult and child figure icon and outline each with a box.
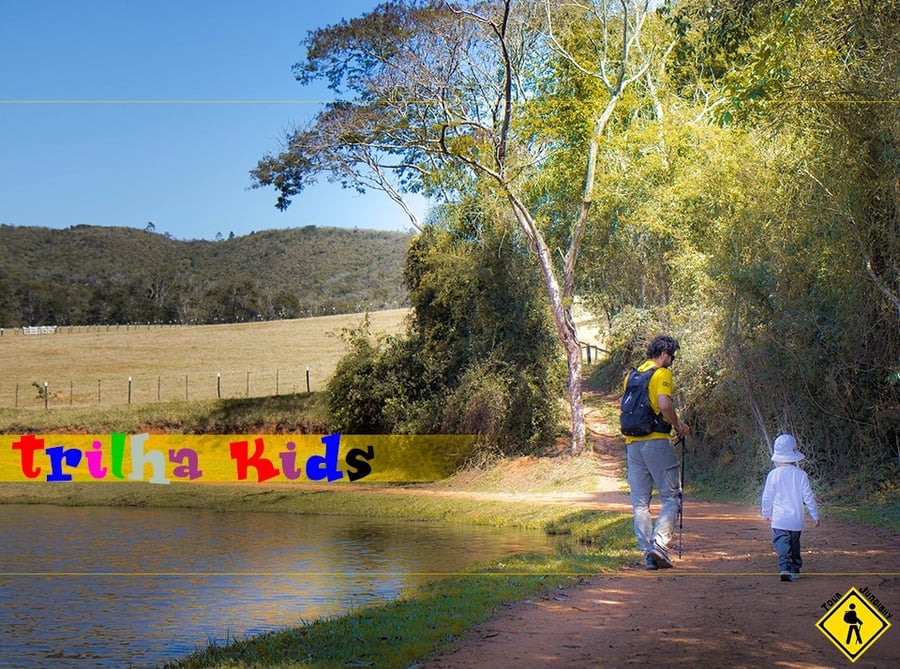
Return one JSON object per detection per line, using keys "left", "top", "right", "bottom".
{"left": 623, "top": 335, "right": 820, "bottom": 577}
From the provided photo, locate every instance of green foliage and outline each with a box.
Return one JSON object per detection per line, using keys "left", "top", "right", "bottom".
{"left": 327, "top": 203, "right": 564, "bottom": 453}
{"left": 442, "top": 358, "right": 559, "bottom": 454}
{"left": 0, "top": 225, "right": 411, "bottom": 326}
{"left": 251, "top": 0, "right": 484, "bottom": 211}
{"left": 576, "top": 0, "right": 898, "bottom": 500}
{"left": 600, "top": 306, "right": 660, "bottom": 371}
{"left": 687, "top": 0, "right": 899, "bottom": 487}
{"left": 326, "top": 320, "right": 414, "bottom": 434}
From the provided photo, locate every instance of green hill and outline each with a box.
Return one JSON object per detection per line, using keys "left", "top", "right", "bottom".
{"left": 0, "top": 224, "right": 412, "bottom": 326}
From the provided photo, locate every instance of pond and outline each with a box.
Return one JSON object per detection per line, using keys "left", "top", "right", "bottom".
{"left": 0, "top": 504, "right": 560, "bottom": 668}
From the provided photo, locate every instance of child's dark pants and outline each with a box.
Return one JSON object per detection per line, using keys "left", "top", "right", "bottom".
{"left": 772, "top": 528, "right": 803, "bottom": 574}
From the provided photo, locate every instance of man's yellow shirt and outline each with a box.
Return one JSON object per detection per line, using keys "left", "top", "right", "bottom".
{"left": 623, "top": 360, "right": 673, "bottom": 444}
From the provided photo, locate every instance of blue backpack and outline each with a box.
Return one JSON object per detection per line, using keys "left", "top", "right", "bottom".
{"left": 619, "top": 366, "right": 672, "bottom": 437}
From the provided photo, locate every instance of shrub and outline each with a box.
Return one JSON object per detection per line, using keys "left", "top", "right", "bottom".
{"left": 327, "top": 204, "right": 565, "bottom": 453}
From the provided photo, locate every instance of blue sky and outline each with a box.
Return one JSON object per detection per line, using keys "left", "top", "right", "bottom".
{"left": 0, "top": 0, "right": 428, "bottom": 240}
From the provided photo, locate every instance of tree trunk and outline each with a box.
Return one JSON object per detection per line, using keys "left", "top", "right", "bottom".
{"left": 508, "top": 194, "right": 586, "bottom": 453}
{"left": 541, "top": 244, "right": 586, "bottom": 455}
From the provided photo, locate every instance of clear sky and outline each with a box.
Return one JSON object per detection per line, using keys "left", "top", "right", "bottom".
{"left": 0, "top": 0, "right": 428, "bottom": 241}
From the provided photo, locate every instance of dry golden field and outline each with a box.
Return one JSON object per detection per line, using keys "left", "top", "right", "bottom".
{"left": 0, "top": 310, "right": 409, "bottom": 409}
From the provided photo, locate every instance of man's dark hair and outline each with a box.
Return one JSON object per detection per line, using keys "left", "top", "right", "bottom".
{"left": 647, "top": 335, "right": 680, "bottom": 358}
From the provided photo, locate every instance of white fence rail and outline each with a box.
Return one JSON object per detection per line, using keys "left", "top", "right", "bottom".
{"left": 21, "top": 326, "right": 58, "bottom": 335}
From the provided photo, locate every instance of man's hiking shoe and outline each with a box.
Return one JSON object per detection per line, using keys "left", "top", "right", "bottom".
{"left": 648, "top": 546, "right": 673, "bottom": 569}
{"left": 645, "top": 554, "right": 659, "bottom": 570}
{"left": 780, "top": 571, "right": 792, "bottom": 582}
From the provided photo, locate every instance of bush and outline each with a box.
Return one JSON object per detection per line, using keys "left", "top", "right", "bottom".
{"left": 326, "top": 321, "right": 392, "bottom": 433}
{"left": 327, "top": 203, "right": 565, "bottom": 453}
{"left": 442, "top": 359, "right": 561, "bottom": 455}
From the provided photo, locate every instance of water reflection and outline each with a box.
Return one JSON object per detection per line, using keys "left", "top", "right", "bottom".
{"left": 0, "top": 504, "right": 557, "bottom": 668}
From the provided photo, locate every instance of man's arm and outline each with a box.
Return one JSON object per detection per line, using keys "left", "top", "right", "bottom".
{"left": 761, "top": 474, "right": 774, "bottom": 521}
{"left": 657, "top": 394, "right": 689, "bottom": 436}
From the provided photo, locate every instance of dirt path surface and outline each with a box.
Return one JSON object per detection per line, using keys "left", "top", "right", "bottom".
{"left": 425, "top": 424, "right": 900, "bottom": 668}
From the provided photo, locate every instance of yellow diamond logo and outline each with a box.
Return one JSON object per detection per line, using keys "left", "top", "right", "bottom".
{"left": 817, "top": 587, "right": 892, "bottom": 662}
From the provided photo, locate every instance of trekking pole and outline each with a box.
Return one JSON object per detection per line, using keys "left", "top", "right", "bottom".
{"left": 676, "top": 435, "right": 686, "bottom": 558}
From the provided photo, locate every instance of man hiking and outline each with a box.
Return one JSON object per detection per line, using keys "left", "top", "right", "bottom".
{"left": 844, "top": 604, "right": 863, "bottom": 644}
{"left": 622, "top": 335, "right": 690, "bottom": 570}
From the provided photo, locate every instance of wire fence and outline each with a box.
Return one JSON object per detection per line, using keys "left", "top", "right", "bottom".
{"left": 2, "top": 368, "right": 315, "bottom": 410}
{"left": 2, "top": 323, "right": 210, "bottom": 336}
{"left": 3, "top": 333, "right": 603, "bottom": 410}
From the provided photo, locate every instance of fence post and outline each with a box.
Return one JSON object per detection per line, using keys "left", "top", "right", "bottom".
{"left": 217, "top": 373, "right": 221, "bottom": 399}
{"left": 306, "top": 367, "right": 310, "bottom": 393}
{"left": 128, "top": 377, "right": 132, "bottom": 405}
{"left": 44, "top": 381, "right": 48, "bottom": 410}
{"left": 98, "top": 379, "right": 101, "bottom": 404}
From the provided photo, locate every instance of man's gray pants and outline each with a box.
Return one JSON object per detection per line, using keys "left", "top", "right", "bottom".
{"left": 626, "top": 438, "right": 682, "bottom": 556}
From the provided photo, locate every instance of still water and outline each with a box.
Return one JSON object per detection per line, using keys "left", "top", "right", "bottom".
{"left": 0, "top": 504, "right": 557, "bottom": 668}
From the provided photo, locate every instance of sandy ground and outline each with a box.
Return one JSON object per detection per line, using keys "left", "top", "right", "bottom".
{"left": 424, "top": 495, "right": 899, "bottom": 668}
{"left": 424, "top": 420, "right": 900, "bottom": 668}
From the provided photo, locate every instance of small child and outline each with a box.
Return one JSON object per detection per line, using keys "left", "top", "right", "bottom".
{"left": 761, "top": 434, "right": 820, "bottom": 581}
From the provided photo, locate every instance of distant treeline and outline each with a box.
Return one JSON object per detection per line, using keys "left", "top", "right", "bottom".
{"left": 0, "top": 224, "right": 412, "bottom": 326}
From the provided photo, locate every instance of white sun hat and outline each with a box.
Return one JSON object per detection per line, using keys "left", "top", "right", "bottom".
{"left": 772, "top": 434, "right": 805, "bottom": 463}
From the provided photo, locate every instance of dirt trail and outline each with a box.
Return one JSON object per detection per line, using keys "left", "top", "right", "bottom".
{"left": 424, "top": 412, "right": 900, "bottom": 668}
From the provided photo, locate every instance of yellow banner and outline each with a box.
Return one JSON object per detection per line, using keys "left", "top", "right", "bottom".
{"left": 0, "top": 433, "right": 477, "bottom": 484}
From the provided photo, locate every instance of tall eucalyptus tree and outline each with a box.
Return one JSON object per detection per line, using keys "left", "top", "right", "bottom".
{"left": 252, "top": 0, "right": 668, "bottom": 452}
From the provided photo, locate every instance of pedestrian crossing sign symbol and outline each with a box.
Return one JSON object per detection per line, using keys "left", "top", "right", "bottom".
{"left": 816, "top": 587, "right": 892, "bottom": 662}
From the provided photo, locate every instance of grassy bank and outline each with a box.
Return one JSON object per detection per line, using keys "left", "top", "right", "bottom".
{"left": 0, "top": 393, "right": 331, "bottom": 435}
{"left": 0, "top": 478, "right": 600, "bottom": 531}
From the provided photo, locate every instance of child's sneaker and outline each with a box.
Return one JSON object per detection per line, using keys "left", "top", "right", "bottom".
{"left": 780, "top": 571, "right": 792, "bottom": 582}
{"left": 790, "top": 572, "right": 801, "bottom": 581}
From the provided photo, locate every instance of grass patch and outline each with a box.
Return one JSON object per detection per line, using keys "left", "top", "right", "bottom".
{"left": 0, "top": 393, "right": 330, "bottom": 435}
{"left": 0, "top": 479, "right": 598, "bottom": 531}
{"left": 438, "top": 451, "right": 602, "bottom": 494}
{"left": 827, "top": 500, "right": 900, "bottom": 533}
{"left": 0, "top": 310, "right": 408, "bottom": 410}
{"left": 0, "top": 477, "right": 619, "bottom": 535}
{"left": 817, "top": 464, "right": 900, "bottom": 532}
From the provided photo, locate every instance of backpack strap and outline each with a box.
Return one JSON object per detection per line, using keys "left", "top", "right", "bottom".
{"left": 644, "top": 365, "right": 673, "bottom": 434}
